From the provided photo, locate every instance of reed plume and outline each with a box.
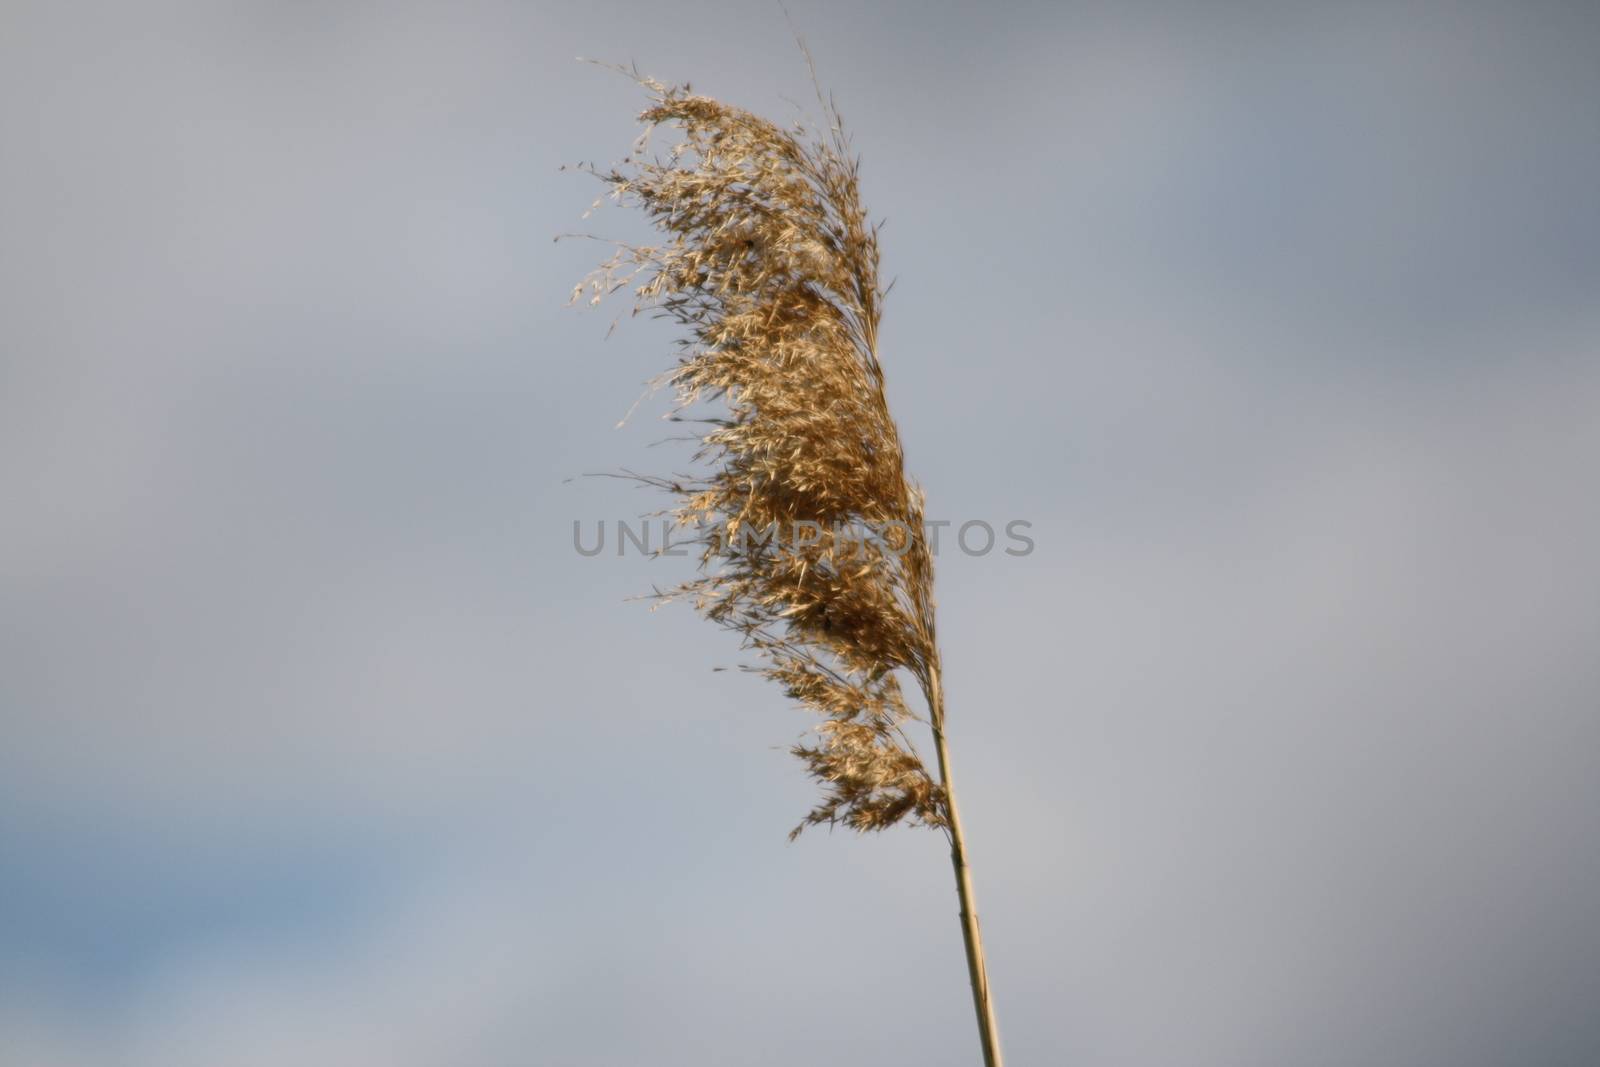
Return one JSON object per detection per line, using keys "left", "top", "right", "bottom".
{"left": 568, "top": 67, "right": 1004, "bottom": 1066}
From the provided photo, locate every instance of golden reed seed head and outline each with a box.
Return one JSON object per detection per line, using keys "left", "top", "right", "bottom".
{"left": 573, "top": 74, "right": 947, "bottom": 838}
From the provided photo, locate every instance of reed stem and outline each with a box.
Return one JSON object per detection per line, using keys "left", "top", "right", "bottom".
{"left": 928, "top": 670, "right": 1004, "bottom": 1067}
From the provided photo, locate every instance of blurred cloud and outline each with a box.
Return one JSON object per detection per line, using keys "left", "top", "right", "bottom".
{"left": 2, "top": 2, "right": 1597, "bottom": 1065}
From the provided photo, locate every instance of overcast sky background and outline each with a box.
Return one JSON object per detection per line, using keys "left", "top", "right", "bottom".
{"left": 3, "top": 2, "right": 1598, "bottom": 1064}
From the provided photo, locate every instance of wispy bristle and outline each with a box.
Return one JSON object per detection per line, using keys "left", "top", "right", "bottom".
{"left": 574, "top": 76, "right": 948, "bottom": 838}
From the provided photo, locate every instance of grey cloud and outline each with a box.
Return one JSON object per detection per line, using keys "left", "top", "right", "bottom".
{"left": 2, "top": 2, "right": 1598, "bottom": 1065}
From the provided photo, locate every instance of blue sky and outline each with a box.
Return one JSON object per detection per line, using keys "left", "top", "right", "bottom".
{"left": 3, "top": 2, "right": 1599, "bottom": 1064}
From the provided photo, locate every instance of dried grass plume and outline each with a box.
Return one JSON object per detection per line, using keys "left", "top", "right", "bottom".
{"left": 566, "top": 60, "right": 1004, "bottom": 1066}
{"left": 569, "top": 71, "right": 946, "bottom": 838}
